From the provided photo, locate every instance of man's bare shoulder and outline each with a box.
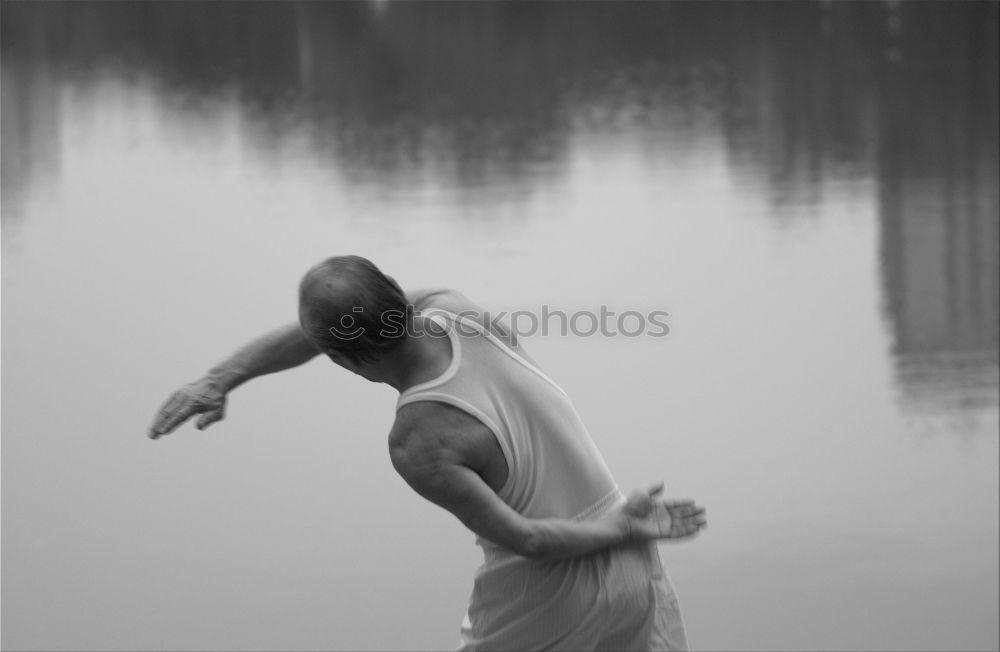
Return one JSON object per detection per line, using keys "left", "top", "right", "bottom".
{"left": 389, "top": 401, "right": 482, "bottom": 454}
{"left": 388, "top": 401, "right": 506, "bottom": 491}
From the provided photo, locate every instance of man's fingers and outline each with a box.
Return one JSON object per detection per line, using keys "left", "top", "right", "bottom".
{"left": 670, "top": 525, "right": 702, "bottom": 539}
{"left": 151, "top": 402, "right": 199, "bottom": 438}
{"left": 629, "top": 491, "right": 707, "bottom": 541}
{"left": 155, "top": 392, "right": 186, "bottom": 421}
{"left": 157, "top": 404, "right": 196, "bottom": 435}
{"left": 672, "top": 504, "right": 704, "bottom": 516}
{"left": 675, "top": 513, "right": 707, "bottom": 534}
{"left": 150, "top": 392, "right": 187, "bottom": 434}
{"left": 196, "top": 405, "right": 225, "bottom": 430}
{"left": 149, "top": 380, "right": 229, "bottom": 440}
{"left": 667, "top": 504, "right": 706, "bottom": 523}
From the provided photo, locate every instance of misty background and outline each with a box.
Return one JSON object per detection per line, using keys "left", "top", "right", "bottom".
{"left": 2, "top": 2, "right": 998, "bottom": 650}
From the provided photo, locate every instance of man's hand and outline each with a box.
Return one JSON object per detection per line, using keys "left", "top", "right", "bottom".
{"left": 149, "top": 378, "right": 227, "bottom": 439}
{"left": 623, "top": 482, "right": 707, "bottom": 542}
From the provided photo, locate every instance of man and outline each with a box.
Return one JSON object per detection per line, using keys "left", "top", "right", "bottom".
{"left": 150, "top": 255, "right": 706, "bottom": 651}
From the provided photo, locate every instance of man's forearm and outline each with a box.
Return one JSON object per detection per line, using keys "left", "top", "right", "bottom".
{"left": 207, "top": 323, "right": 321, "bottom": 392}
{"left": 524, "top": 513, "right": 631, "bottom": 560}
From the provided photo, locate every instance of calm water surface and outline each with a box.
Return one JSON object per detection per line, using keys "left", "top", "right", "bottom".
{"left": 2, "top": 2, "right": 998, "bottom": 650}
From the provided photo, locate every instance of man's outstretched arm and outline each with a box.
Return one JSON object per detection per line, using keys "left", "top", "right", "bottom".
{"left": 149, "top": 322, "right": 321, "bottom": 438}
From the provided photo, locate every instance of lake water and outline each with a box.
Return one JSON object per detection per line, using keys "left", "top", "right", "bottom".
{"left": 2, "top": 2, "right": 997, "bottom": 650}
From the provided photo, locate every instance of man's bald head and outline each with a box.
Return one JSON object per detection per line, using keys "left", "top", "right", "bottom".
{"left": 299, "top": 256, "right": 410, "bottom": 363}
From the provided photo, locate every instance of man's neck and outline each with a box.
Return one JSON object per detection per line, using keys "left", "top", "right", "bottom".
{"left": 382, "top": 315, "right": 453, "bottom": 393}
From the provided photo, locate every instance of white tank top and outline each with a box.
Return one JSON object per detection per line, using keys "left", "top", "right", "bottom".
{"left": 396, "top": 293, "right": 640, "bottom": 649}
{"left": 395, "top": 302, "right": 622, "bottom": 553}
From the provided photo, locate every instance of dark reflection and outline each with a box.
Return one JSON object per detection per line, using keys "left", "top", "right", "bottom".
{"left": 719, "top": 2, "right": 889, "bottom": 210}
{"left": 0, "top": 1, "right": 903, "bottom": 205}
{"left": 2, "top": 1, "right": 997, "bottom": 417}
{"left": 1, "top": 8, "right": 62, "bottom": 226}
{"left": 4, "top": 3, "right": 994, "bottom": 206}
{"left": 876, "top": 2, "right": 1000, "bottom": 417}
{"left": 1, "top": 0, "right": 733, "bottom": 204}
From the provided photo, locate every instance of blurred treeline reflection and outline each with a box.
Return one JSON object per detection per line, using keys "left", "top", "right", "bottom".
{"left": 2, "top": 1, "right": 997, "bottom": 413}
{"left": 3, "top": 2, "right": 995, "bottom": 191}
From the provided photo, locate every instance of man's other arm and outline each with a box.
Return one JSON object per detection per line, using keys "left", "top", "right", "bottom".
{"left": 149, "top": 323, "right": 321, "bottom": 438}
{"left": 388, "top": 418, "right": 705, "bottom": 561}
{"left": 389, "top": 432, "right": 627, "bottom": 560}
{"left": 203, "top": 322, "right": 322, "bottom": 392}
